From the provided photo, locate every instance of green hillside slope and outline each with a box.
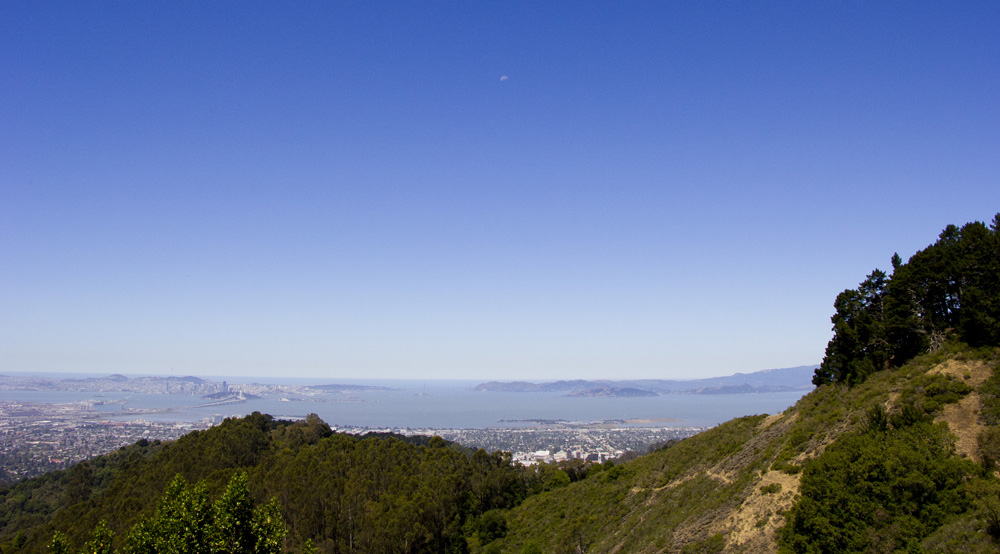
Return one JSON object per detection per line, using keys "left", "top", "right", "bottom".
{"left": 491, "top": 343, "right": 999, "bottom": 554}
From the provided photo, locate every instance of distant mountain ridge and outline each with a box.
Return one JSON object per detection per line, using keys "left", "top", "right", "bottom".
{"left": 474, "top": 365, "right": 817, "bottom": 395}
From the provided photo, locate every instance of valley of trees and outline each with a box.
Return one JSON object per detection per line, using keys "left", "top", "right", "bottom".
{"left": 3, "top": 214, "right": 1000, "bottom": 553}
{"left": 0, "top": 412, "right": 595, "bottom": 554}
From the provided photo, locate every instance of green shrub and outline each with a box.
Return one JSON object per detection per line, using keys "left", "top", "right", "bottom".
{"left": 890, "top": 403, "right": 933, "bottom": 429}
{"left": 600, "top": 465, "right": 625, "bottom": 482}
{"left": 770, "top": 460, "right": 800, "bottom": 475}
{"left": 864, "top": 404, "right": 889, "bottom": 433}
{"left": 971, "top": 479, "right": 1000, "bottom": 538}
{"left": 779, "top": 422, "right": 976, "bottom": 553}
{"left": 977, "top": 427, "right": 1000, "bottom": 473}
{"left": 521, "top": 541, "right": 542, "bottom": 554}
{"left": 759, "top": 483, "right": 782, "bottom": 495}
{"left": 477, "top": 510, "right": 508, "bottom": 545}
{"left": 899, "top": 373, "right": 972, "bottom": 415}
{"left": 979, "top": 363, "right": 1000, "bottom": 425}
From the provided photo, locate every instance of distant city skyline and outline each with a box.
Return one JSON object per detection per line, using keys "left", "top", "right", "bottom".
{"left": 2, "top": 2, "right": 998, "bottom": 380}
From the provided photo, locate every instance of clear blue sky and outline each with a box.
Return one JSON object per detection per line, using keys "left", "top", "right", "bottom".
{"left": 2, "top": 2, "right": 997, "bottom": 380}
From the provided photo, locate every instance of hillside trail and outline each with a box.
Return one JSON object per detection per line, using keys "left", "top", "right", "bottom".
{"left": 930, "top": 359, "right": 992, "bottom": 461}
{"left": 718, "top": 413, "right": 804, "bottom": 554}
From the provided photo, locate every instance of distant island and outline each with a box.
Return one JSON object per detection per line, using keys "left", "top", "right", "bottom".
{"left": 565, "top": 386, "right": 657, "bottom": 398}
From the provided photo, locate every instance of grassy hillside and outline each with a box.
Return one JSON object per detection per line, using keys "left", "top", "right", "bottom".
{"left": 488, "top": 343, "right": 1000, "bottom": 554}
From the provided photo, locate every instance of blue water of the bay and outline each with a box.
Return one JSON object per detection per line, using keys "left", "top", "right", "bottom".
{"left": 2, "top": 378, "right": 810, "bottom": 429}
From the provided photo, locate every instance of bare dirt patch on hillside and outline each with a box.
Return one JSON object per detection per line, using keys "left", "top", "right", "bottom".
{"left": 643, "top": 414, "right": 798, "bottom": 553}
{"left": 659, "top": 413, "right": 804, "bottom": 553}
{"left": 723, "top": 470, "right": 800, "bottom": 554}
{"left": 930, "top": 359, "right": 991, "bottom": 387}
{"left": 931, "top": 359, "right": 992, "bottom": 461}
{"left": 714, "top": 398, "right": 856, "bottom": 552}
{"left": 714, "top": 414, "right": 803, "bottom": 553}
{"left": 939, "top": 394, "right": 985, "bottom": 461}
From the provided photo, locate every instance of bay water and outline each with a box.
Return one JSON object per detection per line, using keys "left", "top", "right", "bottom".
{"left": 4, "top": 378, "right": 809, "bottom": 429}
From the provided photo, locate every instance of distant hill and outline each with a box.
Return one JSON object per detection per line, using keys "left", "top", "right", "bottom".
{"left": 564, "top": 386, "right": 658, "bottom": 398}
{"left": 474, "top": 365, "right": 817, "bottom": 395}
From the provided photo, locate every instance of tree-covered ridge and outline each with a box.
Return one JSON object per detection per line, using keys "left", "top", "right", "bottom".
{"left": 48, "top": 472, "right": 286, "bottom": 554}
{"left": 0, "top": 412, "right": 560, "bottom": 554}
{"left": 814, "top": 214, "right": 1000, "bottom": 386}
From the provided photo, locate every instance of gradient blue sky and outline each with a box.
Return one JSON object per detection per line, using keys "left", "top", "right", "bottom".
{"left": 2, "top": 2, "right": 997, "bottom": 380}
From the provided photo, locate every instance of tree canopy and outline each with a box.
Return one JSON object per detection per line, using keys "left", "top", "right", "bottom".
{"left": 814, "top": 214, "right": 1000, "bottom": 386}
{"left": 49, "top": 472, "right": 285, "bottom": 554}
{"left": 2, "top": 413, "right": 542, "bottom": 554}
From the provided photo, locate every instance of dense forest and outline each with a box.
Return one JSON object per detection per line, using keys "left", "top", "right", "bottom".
{"left": 3, "top": 215, "right": 1000, "bottom": 553}
{"left": 0, "top": 412, "right": 596, "bottom": 554}
{"left": 0, "top": 413, "right": 534, "bottom": 552}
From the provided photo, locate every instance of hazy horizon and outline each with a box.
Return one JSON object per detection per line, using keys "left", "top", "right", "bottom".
{"left": 3, "top": 363, "right": 818, "bottom": 384}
